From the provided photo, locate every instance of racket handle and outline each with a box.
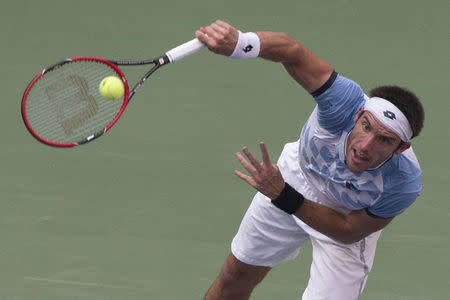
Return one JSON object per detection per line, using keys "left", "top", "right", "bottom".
{"left": 166, "top": 38, "right": 206, "bottom": 63}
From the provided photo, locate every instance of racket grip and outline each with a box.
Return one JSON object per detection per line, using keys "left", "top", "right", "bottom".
{"left": 166, "top": 38, "right": 205, "bottom": 63}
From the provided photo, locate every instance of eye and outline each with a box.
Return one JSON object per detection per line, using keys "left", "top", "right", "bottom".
{"left": 361, "top": 121, "right": 370, "bottom": 131}
{"left": 379, "top": 136, "right": 393, "bottom": 145}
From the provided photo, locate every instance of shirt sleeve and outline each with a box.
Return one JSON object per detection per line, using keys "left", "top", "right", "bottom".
{"left": 312, "top": 72, "right": 365, "bottom": 134}
{"left": 367, "top": 175, "right": 422, "bottom": 218}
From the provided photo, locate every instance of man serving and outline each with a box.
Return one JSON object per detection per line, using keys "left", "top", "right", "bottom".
{"left": 196, "top": 20, "right": 424, "bottom": 300}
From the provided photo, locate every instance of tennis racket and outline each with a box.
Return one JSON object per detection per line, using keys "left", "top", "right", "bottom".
{"left": 21, "top": 38, "right": 205, "bottom": 147}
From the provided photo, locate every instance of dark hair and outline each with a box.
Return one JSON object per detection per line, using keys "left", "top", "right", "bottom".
{"left": 369, "top": 86, "right": 424, "bottom": 139}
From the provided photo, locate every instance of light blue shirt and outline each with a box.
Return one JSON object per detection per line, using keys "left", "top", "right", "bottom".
{"left": 298, "top": 74, "right": 421, "bottom": 218}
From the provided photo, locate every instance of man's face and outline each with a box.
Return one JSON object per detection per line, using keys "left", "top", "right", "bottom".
{"left": 345, "top": 110, "right": 410, "bottom": 173}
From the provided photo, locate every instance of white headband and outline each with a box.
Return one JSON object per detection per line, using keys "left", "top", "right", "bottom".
{"left": 364, "top": 97, "right": 413, "bottom": 142}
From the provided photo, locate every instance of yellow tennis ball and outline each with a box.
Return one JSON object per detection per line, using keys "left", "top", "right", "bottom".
{"left": 99, "top": 76, "right": 124, "bottom": 100}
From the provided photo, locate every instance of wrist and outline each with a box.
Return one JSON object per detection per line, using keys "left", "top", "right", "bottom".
{"left": 271, "top": 183, "right": 304, "bottom": 214}
{"left": 229, "top": 31, "right": 261, "bottom": 60}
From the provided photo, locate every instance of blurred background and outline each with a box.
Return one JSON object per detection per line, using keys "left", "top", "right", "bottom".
{"left": 1, "top": 0, "right": 449, "bottom": 299}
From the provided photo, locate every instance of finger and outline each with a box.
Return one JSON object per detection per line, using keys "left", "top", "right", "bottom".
{"left": 235, "top": 152, "right": 259, "bottom": 178}
{"left": 195, "top": 29, "right": 208, "bottom": 44}
{"left": 196, "top": 27, "right": 214, "bottom": 40}
{"left": 234, "top": 170, "right": 257, "bottom": 188}
{"left": 203, "top": 25, "right": 224, "bottom": 41}
{"left": 242, "top": 147, "right": 263, "bottom": 172}
{"left": 210, "top": 22, "right": 227, "bottom": 35}
{"left": 196, "top": 27, "right": 221, "bottom": 52}
{"left": 214, "top": 20, "right": 239, "bottom": 46}
{"left": 259, "top": 142, "right": 272, "bottom": 166}
{"left": 215, "top": 20, "right": 232, "bottom": 29}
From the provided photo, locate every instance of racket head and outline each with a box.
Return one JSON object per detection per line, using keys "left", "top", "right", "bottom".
{"left": 21, "top": 57, "right": 130, "bottom": 147}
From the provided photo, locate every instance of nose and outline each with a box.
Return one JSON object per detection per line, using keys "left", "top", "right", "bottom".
{"left": 360, "top": 134, "right": 376, "bottom": 153}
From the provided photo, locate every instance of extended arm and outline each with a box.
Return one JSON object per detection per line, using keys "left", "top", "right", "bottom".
{"left": 235, "top": 142, "right": 393, "bottom": 244}
{"left": 196, "top": 20, "right": 334, "bottom": 93}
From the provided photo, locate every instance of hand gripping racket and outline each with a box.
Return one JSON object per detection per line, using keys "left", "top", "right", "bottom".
{"left": 21, "top": 38, "right": 205, "bottom": 147}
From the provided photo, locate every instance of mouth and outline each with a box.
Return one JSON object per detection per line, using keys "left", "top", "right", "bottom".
{"left": 352, "top": 149, "right": 369, "bottom": 164}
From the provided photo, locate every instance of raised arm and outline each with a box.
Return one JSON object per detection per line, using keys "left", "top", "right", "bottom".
{"left": 195, "top": 20, "right": 334, "bottom": 93}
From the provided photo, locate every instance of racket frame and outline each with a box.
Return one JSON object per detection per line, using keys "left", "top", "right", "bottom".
{"left": 21, "top": 55, "right": 168, "bottom": 147}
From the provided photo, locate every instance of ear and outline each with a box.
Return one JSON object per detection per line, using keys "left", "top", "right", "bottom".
{"left": 394, "top": 141, "right": 411, "bottom": 154}
{"left": 353, "top": 106, "right": 365, "bottom": 124}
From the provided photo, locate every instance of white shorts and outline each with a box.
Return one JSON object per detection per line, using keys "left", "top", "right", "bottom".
{"left": 231, "top": 141, "right": 382, "bottom": 299}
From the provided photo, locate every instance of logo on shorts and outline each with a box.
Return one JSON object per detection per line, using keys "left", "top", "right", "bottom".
{"left": 243, "top": 45, "right": 253, "bottom": 53}
{"left": 383, "top": 110, "right": 396, "bottom": 120}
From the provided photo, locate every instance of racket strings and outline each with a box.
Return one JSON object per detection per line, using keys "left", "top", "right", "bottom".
{"left": 23, "top": 60, "right": 125, "bottom": 144}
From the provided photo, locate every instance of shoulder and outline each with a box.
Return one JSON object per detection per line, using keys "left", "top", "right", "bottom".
{"left": 312, "top": 72, "right": 365, "bottom": 134}
{"left": 367, "top": 148, "right": 422, "bottom": 218}
{"left": 383, "top": 147, "right": 422, "bottom": 187}
{"left": 312, "top": 72, "right": 365, "bottom": 108}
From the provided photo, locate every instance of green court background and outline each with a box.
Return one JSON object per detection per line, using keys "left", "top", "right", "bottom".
{"left": 1, "top": 0, "right": 449, "bottom": 299}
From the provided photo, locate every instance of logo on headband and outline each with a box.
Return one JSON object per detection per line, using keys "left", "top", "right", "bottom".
{"left": 383, "top": 110, "right": 396, "bottom": 120}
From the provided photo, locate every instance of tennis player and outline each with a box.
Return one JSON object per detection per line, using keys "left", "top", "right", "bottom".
{"left": 196, "top": 20, "right": 424, "bottom": 299}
